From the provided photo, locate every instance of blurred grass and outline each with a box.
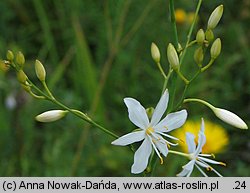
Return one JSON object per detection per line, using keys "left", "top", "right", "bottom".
{"left": 0, "top": 0, "right": 249, "bottom": 176}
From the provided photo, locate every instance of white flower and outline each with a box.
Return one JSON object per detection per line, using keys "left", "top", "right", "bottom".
{"left": 35, "top": 110, "right": 68, "bottom": 122}
{"left": 112, "top": 90, "right": 187, "bottom": 174}
{"left": 212, "top": 108, "right": 248, "bottom": 129}
{"left": 177, "top": 119, "right": 226, "bottom": 177}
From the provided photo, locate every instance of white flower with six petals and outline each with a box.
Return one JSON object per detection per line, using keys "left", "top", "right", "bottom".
{"left": 112, "top": 90, "right": 187, "bottom": 174}
{"left": 177, "top": 118, "right": 226, "bottom": 177}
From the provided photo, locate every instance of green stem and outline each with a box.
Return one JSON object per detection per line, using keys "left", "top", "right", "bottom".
{"left": 169, "top": 0, "right": 179, "bottom": 47}
{"left": 42, "top": 81, "right": 55, "bottom": 99}
{"left": 201, "top": 58, "right": 215, "bottom": 72}
{"left": 176, "top": 70, "right": 190, "bottom": 84}
{"left": 162, "top": 68, "right": 173, "bottom": 93}
{"left": 157, "top": 62, "right": 167, "bottom": 79}
{"left": 180, "top": 0, "right": 203, "bottom": 66}
{"left": 27, "top": 79, "right": 119, "bottom": 139}
{"left": 183, "top": 98, "right": 214, "bottom": 109}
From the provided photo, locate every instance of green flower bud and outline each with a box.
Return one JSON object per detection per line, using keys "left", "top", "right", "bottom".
{"left": 194, "top": 47, "right": 204, "bottom": 65}
{"left": 196, "top": 29, "right": 205, "bottom": 45}
{"left": 210, "top": 38, "right": 221, "bottom": 59}
{"left": 151, "top": 42, "right": 161, "bottom": 63}
{"left": 205, "top": 29, "right": 214, "bottom": 42}
{"left": 17, "top": 70, "right": 27, "bottom": 84}
{"left": 6, "top": 50, "right": 14, "bottom": 61}
{"left": 35, "top": 60, "right": 46, "bottom": 82}
{"left": 16, "top": 51, "right": 25, "bottom": 67}
{"left": 146, "top": 107, "right": 154, "bottom": 119}
{"left": 167, "top": 43, "right": 179, "bottom": 70}
{"left": 208, "top": 5, "right": 223, "bottom": 29}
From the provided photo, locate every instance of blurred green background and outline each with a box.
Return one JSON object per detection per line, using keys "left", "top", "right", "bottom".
{"left": 0, "top": 0, "right": 249, "bottom": 176}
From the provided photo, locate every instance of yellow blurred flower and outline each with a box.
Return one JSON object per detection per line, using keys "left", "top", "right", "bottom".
{"left": 175, "top": 9, "right": 197, "bottom": 25}
{"left": 173, "top": 120, "right": 229, "bottom": 154}
{"left": 175, "top": 9, "right": 187, "bottom": 24}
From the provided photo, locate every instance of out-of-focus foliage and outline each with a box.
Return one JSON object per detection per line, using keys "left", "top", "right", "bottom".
{"left": 0, "top": 0, "right": 249, "bottom": 176}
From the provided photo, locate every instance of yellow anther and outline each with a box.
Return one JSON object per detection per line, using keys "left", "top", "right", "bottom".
{"left": 206, "top": 166, "right": 213, "bottom": 171}
{"left": 166, "top": 143, "right": 170, "bottom": 148}
{"left": 211, "top": 153, "right": 215, "bottom": 158}
{"left": 146, "top": 127, "right": 154, "bottom": 135}
{"left": 160, "top": 157, "right": 163, "bottom": 165}
{"left": 164, "top": 126, "right": 168, "bottom": 131}
{"left": 220, "top": 162, "right": 226, "bottom": 167}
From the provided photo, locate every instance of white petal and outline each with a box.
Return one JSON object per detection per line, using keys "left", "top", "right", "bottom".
{"left": 35, "top": 110, "right": 68, "bottom": 122}
{"left": 185, "top": 132, "right": 196, "bottom": 153}
{"left": 195, "top": 119, "right": 206, "bottom": 156}
{"left": 154, "top": 109, "right": 187, "bottom": 132}
{"left": 111, "top": 131, "right": 145, "bottom": 146}
{"left": 213, "top": 108, "right": 248, "bottom": 129}
{"left": 150, "top": 90, "right": 169, "bottom": 126}
{"left": 154, "top": 139, "right": 169, "bottom": 157}
{"left": 124, "top": 98, "right": 149, "bottom": 129}
{"left": 198, "top": 156, "right": 224, "bottom": 165}
{"left": 177, "top": 160, "right": 195, "bottom": 177}
{"left": 131, "top": 137, "right": 152, "bottom": 174}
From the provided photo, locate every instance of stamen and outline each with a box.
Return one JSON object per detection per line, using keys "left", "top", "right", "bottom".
{"left": 164, "top": 126, "right": 168, "bottom": 131}
{"left": 211, "top": 153, "right": 215, "bottom": 158}
{"left": 146, "top": 127, "right": 154, "bottom": 135}
{"left": 219, "top": 162, "right": 226, "bottom": 167}
{"left": 160, "top": 157, "right": 163, "bottom": 165}
{"left": 206, "top": 166, "right": 212, "bottom": 171}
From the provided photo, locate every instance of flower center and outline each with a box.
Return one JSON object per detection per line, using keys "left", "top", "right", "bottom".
{"left": 146, "top": 127, "right": 154, "bottom": 135}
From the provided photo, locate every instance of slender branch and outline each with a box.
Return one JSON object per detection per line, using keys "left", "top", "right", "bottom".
{"left": 180, "top": 0, "right": 203, "bottom": 66}
{"left": 169, "top": 0, "right": 179, "bottom": 47}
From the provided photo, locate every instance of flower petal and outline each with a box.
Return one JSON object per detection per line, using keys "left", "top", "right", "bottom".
{"left": 194, "top": 119, "right": 206, "bottom": 156}
{"left": 111, "top": 131, "right": 145, "bottom": 146}
{"left": 185, "top": 132, "right": 196, "bottom": 153}
{"left": 154, "top": 109, "right": 187, "bottom": 132}
{"left": 131, "top": 137, "right": 152, "bottom": 174}
{"left": 154, "top": 140, "right": 169, "bottom": 157}
{"left": 177, "top": 160, "right": 195, "bottom": 177}
{"left": 150, "top": 90, "right": 169, "bottom": 126}
{"left": 124, "top": 98, "right": 149, "bottom": 129}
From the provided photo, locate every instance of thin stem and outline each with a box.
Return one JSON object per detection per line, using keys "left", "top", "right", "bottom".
{"left": 180, "top": 0, "right": 203, "bottom": 66}
{"left": 169, "top": 0, "right": 179, "bottom": 47}
{"left": 42, "top": 81, "right": 55, "bottom": 99}
{"left": 156, "top": 62, "right": 167, "bottom": 79}
{"left": 169, "top": 150, "right": 189, "bottom": 158}
{"left": 162, "top": 68, "right": 173, "bottom": 93}
{"left": 176, "top": 70, "right": 190, "bottom": 84}
{"left": 201, "top": 58, "right": 215, "bottom": 72}
{"left": 183, "top": 98, "right": 214, "bottom": 109}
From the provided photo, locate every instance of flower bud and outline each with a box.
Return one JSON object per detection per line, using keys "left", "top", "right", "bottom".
{"left": 17, "top": 70, "right": 27, "bottom": 84}
{"left": 146, "top": 107, "right": 154, "bottom": 119}
{"left": 196, "top": 29, "right": 205, "bottom": 45}
{"left": 194, "top": 47, "right": 204, "bottom": 65}
{"left": 210, "top": 38, "right": 221, "bottom": 59}
{"left": 21, "top": 84, "right": 31, "bottom": 92}
{"left": 35, "top": 60, "right": 46, "bottom": 82}
{"left": 35, "top": 110, "right": 68, "bottom": 122}
{"left": 151, "top": 42, "right": 160, "bottom": 63}
{"left": 16, "top": 51, "right": 25, "bottom": 67}
{"left": 6, "top": 50, "right": 14, "bottom": 61}
{"left": 207, "top": 5, "right": 223, "bottom": 29}
{"left": 205, "top": 29, "right": 214, "bottom": 42}
{"left": 212, "top": 107, "right": 248, "bottom": 129}
{"left": 167, "top": 43, "right": 179, "bottom": 70}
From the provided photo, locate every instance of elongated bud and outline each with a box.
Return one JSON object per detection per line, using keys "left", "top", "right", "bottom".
{"left": 35, "top": 60, "right": 46, "bottom": 82}
{"left": 210, "top": 38, "right": 221, "bottom": 59}
{"left": 6, "top": 50, "right": 14, "bottom": 61}
{"left": 196, "top": 29, "right": 205, "bottom": 45}
{"left": 21, "top": 84, "right": 31, "bottom": 92}
{"left": 35, "top": 110, "right": 68, "bottom": 122}
{"left": 151, "top": 42, "right": 161, "bottom": 63}
{"left": 208, "top": 5, "right": 223, "bottom": 29}
{"left": 212, "top": 108, "right": 248, "bottom": 129}
{"left": 146, "top": 107, "right": 154, "bottom": 119}
{"left": 194, "top": 47, "right": 204, "bottom": 65}
{"left": 17, "top": 70, "right": 27, "bottom": 84}
{"left": 167, "top": 43, "right": 179, "bottom": 70}
{"left": 205, "top": 29, "right": 214, "bottom": 42}
{"left": 16, "top": 51, "right": 25, "bottom": 67}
